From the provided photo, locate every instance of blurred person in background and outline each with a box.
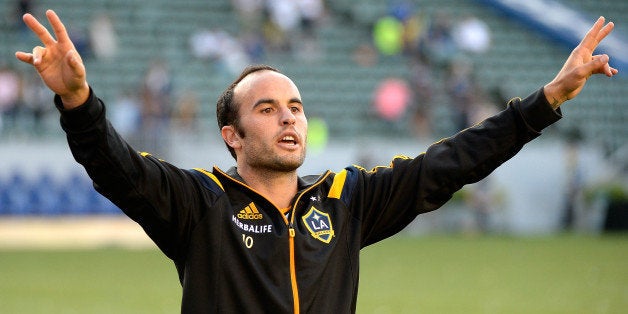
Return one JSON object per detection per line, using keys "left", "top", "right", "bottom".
{"left": 231, "top": 0, "right": 265, "bottom": 33}
{"left": 560, "top": 127, "right": 585, "bottom": 231}
{"left": 372, "top": 14, "right": 405, "bottom": 56}
{"left": 0, "top": 63, "right": 22, "bottom": 136}
{"left": 452, "top": 14, "right": 491, "bottom": 55}
{"left": 109, "top": 90, "right": 141, "bottom": 141}
{"left": 172, "top": 89, "right": 200, "bottom": 134}
{"left": 421, "top": 10, "right": 457, "bottom": 68}
{"left": 20, "top": 70, "right": 53, "bottom": 136}
{"left": 89, "top": 12, "right": 118, "bottom": 61}
{"left": 12, "top": 0, "right": 36, "bottom": 39}
{"left": 294, "top": 0, "right": 325, "bottom": 62}
{"left": 445, "top": 58, "right": 479, "bottom": 131}
{"left": 16, "top": 10, "right": 618, "bottom": 313}
{"left": 139, "top": 59, "right": 173, "bottom": 159}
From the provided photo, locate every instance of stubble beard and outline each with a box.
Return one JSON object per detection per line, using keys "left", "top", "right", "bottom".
{"left": 237, "top": 125, "right": 307, "bottom": 173}
{"left": 244, "top": 143, "right": 307, "bottom": 174}
{"left": 262, "top": 149, "right": 306, "bottom": 173}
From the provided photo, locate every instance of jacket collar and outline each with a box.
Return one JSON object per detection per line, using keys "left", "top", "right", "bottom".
{"left": 217, "top": 166, "right": 328, "bottom": 191}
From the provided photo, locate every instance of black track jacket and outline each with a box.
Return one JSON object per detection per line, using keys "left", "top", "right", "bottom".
{"left": 56, "top": 87, "right": 560, "bottom": 313}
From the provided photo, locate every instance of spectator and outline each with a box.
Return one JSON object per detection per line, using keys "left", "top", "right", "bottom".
{"left": 89, "top": 12, "right": 118, "bottom": 61}
{"left": 20, "top": 70, "right": 52, "bottom": 136}
{"left": 453, "top": 15, "right": 491, "bottom": 54}
{"left": 240, "top": 31, "right": 266, "bottom": 63}
{"left": 266, "top": 0, "right": 301, "bottom": 39}
{"left": 402, "top": 9, "right": 428, "bottom": 58}
{"left": 465, "top": 178, "right": 500, "bottom": 234}
{"left": 422, "top": 11, "right": 457, "bottom": 67}
{"left": 109, "top": 91, "right": 141, "bottom": 140}
{"left": 190, "top": 28, "right": 250, "bottom": 76}
{"left": 373, "top": 77, "right": 412, "bottom": 123}
{"left": 13, "top": 0, "right": 36, "bottom": 39}
{"left": 445, "top": 58, "right": 477, "bottom": 131}
{"left": 189, "top": 28, "right": 224, "bottom": 61}
{"left": 173, "top": 90, "right": 200, "bottom": 133}
{"left": 388, "top": 0, "right": 415, "bottom": 22}
{"left": 295, "top": 0, "right": 325, "bottom": 62}
{"left": 0, "top": 64, "right": 22, "bottom": 135}
{"left": 560, "top": 128, "right": 585, "bottom": 231}
{"left": 408, "top": 59, "right": 434, "bottom": 139}
{"left": 140, "top": 59, "right": 173, "bottom": 158}
{"left": 231, "top": 0, "right": 264, "bottom": 33}
{"left": 372, "top": 15, "right": 404, "bottom": 56}
{"left": 297, "top": 0, "right": 324, "bottom": 37}
{"left": 261, "top": 1, "right": 295, "bottom": 53}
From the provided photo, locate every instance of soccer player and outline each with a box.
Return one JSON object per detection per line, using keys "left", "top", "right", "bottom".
{"left": 16, "top": 10, "right": 617, "bottom": 313}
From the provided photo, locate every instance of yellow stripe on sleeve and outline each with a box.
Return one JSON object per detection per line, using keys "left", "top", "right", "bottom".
{"left": 327, "top": 170, "right": 347, "bottom": 199}
{"left": 193, "top": 168, "right": 225, "bottom": 191}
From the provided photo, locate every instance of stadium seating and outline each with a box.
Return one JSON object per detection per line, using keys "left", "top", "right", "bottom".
{"left": 0, "top": 0, "right": 625, "bottom": 216}
{"left": 0, "top": 169, "right": 121, "bottom": 216}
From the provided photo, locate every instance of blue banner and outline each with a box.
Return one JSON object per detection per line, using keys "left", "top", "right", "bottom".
{"left": 477, "top": 0, "right": 627, "bottom": 74}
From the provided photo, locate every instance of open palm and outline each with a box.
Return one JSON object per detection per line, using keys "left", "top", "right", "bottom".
{"left": 15, "top": 10, "right": 89, "bottom": 107}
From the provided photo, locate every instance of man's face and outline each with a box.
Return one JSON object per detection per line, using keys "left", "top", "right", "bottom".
{"left": 225, "top": 70, "right": 308, "bottom": 172}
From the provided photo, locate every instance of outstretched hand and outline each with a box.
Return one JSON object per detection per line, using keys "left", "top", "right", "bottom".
{"left": 15, "top": 10, "right": 89, "bottom": 108}
{"left": 544, "top": 16, "right": 618, "bottom": 109}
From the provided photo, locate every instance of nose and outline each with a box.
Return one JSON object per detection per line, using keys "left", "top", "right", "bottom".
{"left": 281, "top": 107, "right": 296, "bottom": 125}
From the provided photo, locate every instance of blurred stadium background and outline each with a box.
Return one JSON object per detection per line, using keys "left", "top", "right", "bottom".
{"left": 1, "top": 0, "right": 626, "bottom": 235}
{"left": 0, "top": 0, "right": 626, "bottom": 312}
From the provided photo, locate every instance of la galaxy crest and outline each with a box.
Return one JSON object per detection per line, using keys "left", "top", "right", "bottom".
{"left": 302, "top": 206, "right": 334, "bottom": 243}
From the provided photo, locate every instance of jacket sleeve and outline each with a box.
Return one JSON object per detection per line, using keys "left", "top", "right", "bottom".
{"left": 56, "top": 88, "right": 212, "bottom": 260}
{"left": 352, "top": 87, "right": 562, "bottom": 247}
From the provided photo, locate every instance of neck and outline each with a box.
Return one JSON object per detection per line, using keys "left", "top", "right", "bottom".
{"left": 236, "top": 166, "right": 299, "bottom": 209}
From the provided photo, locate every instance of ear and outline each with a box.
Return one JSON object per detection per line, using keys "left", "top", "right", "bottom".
{"left": 221, "top": 125, "right": 242, "bottom": 150}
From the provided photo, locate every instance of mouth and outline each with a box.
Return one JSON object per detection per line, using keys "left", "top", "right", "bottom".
{"left": 278, "top": 132, "right": 300, "bottom": 147}
{"left": 279, "top": 135, "right": 299, "bottom": 145}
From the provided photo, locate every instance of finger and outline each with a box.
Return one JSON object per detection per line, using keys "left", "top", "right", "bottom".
{"left": 32, "top": 46, "right": 47, "bottom": 65}
{"left": 579, "top": 17, "right": 606, "bottom": 50}
{"left": 46, "top": 10, "right": 71, "bottom": 45}
{"left": 610, "top": 67, "right": 619, "bottom": 76}
{"left": 22, "top": 13, "right": 56, "bottom": 46}
{"left": 588, "top": 54, "right": 615, "bottom": 76}
{"left": 602, "top": 61, "right": 618, "bottom": 77}
{"left": 595, "top": 21, "right": 615, "bottom": 47}
{"left": 15, "top": 51, "right": 34, "bottom": 64}
{"left": 604, "top": 63, "right": 613, "bottom": 77}
{"left": 65, "top": 50, "right": 85, "bottom": 75}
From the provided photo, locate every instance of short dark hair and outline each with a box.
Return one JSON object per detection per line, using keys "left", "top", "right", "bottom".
{"left": 216, "top": 64, "right": 280, "bottom": 159}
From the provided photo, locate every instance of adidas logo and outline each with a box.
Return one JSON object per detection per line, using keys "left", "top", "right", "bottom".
{"left": 237, "top": 202, "right": 263, "bottom": 220}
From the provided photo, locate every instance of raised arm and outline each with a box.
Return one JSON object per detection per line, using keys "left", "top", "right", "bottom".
{"left": 544, "top": 16, "right": 618, "bottom": 109}
{"left": 15, "top": 9, "right": 89, "bottom": 108}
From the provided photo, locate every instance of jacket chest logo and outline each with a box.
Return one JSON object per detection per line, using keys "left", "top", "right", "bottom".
{"left": 302, "top": 206, "right": 334, "bottom": 243}
{"left": 237, "top": 202, "right": 263, "bottom": 220}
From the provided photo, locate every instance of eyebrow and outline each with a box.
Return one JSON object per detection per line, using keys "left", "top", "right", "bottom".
{"left": 253, "top": 97, "right": 303, "bottom": 108}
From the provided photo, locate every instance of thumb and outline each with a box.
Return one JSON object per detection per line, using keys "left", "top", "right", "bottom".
{"left": 65, "top": 50, "right": 84, "bottom": 73}
{"left": 586, "top": 54, "right": 611, "bottom": 76}
{"left": 32, "top": 46, "right": 46, "bottom": 65}
{"left": 65, "top": 50, "right": 88, "bottom": 85}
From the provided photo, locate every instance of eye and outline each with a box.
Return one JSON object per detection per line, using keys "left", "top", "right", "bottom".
{"left": 290, "top": 105, "right": 303, "bottom": 113}
{"left": 261, "top": 107, "right": 273, "bottom": 114}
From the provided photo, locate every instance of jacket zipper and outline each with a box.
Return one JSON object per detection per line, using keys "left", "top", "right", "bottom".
{"left": 288, "top": 221, "right": 299, "bottom": 313}
{"left": 213, "top": 167, "right": 331, "bottom": 313}
{"left": 287, "top": 171, "right": 331, "bottom": 313}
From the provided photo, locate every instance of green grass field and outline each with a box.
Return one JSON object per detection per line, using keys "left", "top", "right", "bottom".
{"left": 1, "top": 234, "right": 626, "bottom": 313}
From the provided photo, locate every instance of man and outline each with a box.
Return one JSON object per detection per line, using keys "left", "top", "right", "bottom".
{"left": 16, "top": 10, "right": 617, "bottom": 313}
